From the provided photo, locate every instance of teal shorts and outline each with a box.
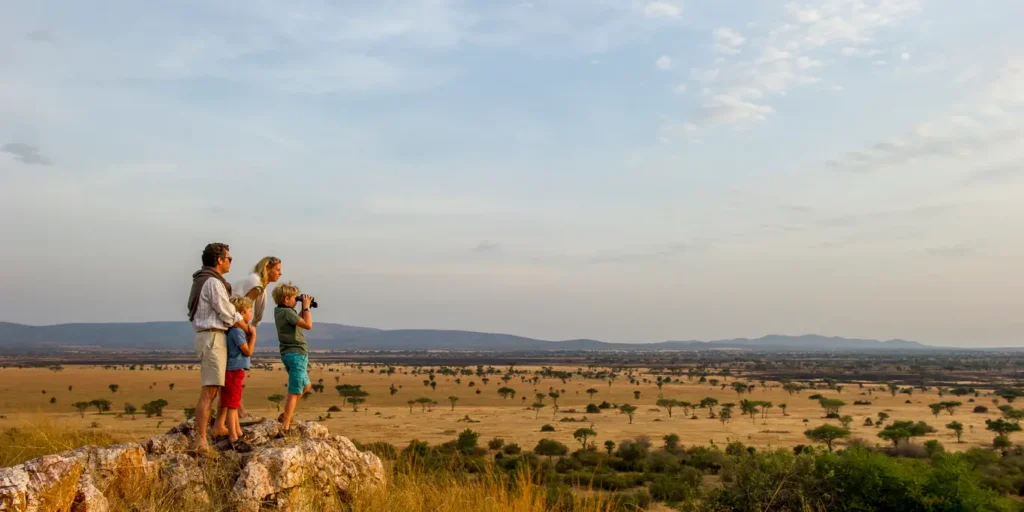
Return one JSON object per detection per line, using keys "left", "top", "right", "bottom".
{"left": 281, "top": 352, "right": 310, "bottom": 395}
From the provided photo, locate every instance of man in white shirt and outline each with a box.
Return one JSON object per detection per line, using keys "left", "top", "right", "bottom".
{"left": 186, "top": 242, "right": 252, "bottom": 453}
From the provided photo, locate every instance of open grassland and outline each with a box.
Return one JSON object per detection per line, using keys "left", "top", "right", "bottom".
{"left": 0, "top": 361, "right": 1006, "bottom": 453}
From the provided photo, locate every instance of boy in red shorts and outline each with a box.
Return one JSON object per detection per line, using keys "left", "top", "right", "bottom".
{"left": 220, "top": 296, "right": 256, "bottom": 451}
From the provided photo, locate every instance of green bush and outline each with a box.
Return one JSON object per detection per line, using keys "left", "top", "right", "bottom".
{"left": 644, "top": 450, "right": 683, "bottom": 474}
{"left": 502, "top": 443, "right": 522, "bottom": 455}
{"left": 608, "top": 488, "right": 652, "bottom": 511}
{"left": 708, "top": 447, "right": 1017, "bottom": 511}
{"left": 585, "top": 403, "right": 601, "bottom": 413}
{"left": 362, "top": 441, "right": 398, "bottom": 460}
{"left": 649, "top": 467, "right": 702, "bottom": 502}
{"left": 540, "top": 424, "right": 556, "bottom": 432}
{"left": 555, "top": 456, "right": 583, "bottom": 473}
{"left": 686, "top": 445, "right": 727, "bottom": 473}
{"left": 487, "top": 437, "right": 505, "bottom": 450}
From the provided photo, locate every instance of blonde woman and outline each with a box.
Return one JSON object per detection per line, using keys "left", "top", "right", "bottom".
{"left": 233, "top": 256, "right": 282, "bottom": 327}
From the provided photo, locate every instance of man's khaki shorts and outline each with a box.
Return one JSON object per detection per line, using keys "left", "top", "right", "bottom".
{"left": 194, "top": 330, "right": 227, "bottom": 387}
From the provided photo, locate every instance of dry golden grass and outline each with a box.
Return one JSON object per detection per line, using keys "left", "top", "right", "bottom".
{"left": 0, "top": 363, "right": 1005, "bottom": 456}
{"left": 0, "top": 418, "right": 121, "bottom": 466}
{"left": 1, "top": 420, "right": 620, "bottom": 512}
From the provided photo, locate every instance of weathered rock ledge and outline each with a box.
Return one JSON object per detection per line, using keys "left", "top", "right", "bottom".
{"left": 0, "top": 419, "right": 385, "bottom": 511}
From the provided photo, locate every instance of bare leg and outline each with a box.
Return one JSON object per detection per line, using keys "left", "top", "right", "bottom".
{"left": 238, "top": 400, "right": 247, "bottom": 419}
{"left": 233, "top": 411, "right": 242, "bottom": 439}
{"left": 226, "top": 409, "right": 240, "bottom": 442}
{"left": 281, "top": 384, "right": 312, "bottom": 430}
{"left": 281, "top": 394, "right": 300, "bottom": 431}
{"left": 194, "top": 386, "right": 220, "bottom": 450}
{"left": 213, "top": 405, "right": 229, "bottom": 436}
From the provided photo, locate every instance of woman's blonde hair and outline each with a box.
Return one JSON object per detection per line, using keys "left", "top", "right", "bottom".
{"left": 229, "top": 296, "right": 254, "bottom": 314}
{"left": 253, "top": 256, "right": 282, "bottom": 288}
{"left": 272, "top": 282, "right": 300, "bottom": 305}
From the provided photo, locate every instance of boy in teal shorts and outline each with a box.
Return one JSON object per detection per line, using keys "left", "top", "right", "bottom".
{"left": 271, "top": 281, "right": 313, "bottom": 432}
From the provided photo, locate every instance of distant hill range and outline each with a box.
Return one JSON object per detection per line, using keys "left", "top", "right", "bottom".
{"left": 0, "top": 321, "right": 949, "bottom": 352}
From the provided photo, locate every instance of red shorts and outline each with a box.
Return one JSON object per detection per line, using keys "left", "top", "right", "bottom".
{"left": 221, "top": 369, "right": 246, "bottom": 409}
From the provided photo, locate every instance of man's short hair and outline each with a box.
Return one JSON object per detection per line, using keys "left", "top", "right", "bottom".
{"left": 272, "top": 282, "right": 300, "bottom": 305}
{"left": 229, "top": 296, "right": 253, "bottom": 314}
{"left": 202, "top": 243, "right": 230, "bottom": 267}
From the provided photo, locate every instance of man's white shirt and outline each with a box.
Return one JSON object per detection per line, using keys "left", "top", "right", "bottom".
{"left": 192, "top": 278, "right": 241, "bottom": 331}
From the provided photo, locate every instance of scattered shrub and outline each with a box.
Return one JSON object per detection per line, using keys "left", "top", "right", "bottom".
{"left": 540, "top": 424, "right": 556, "bottom": 432}
{"left": 362, "top": 441, "right": 399, "bottom": 460}
{"left": 488, "top": 437, "right": 505, "bottom": 450}
{"left": 649, "top": 467, "right": 703, "bottom": 502}
{"left": 975, "top": 406, "right": 990, "bottom": 413}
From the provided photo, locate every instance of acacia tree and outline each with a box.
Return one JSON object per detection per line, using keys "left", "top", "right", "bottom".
{"left": 90, "top": 399, "right": 112, "bottom": 414}
{"left": 407, "top": 400, "right": 415, "bottom": 413}
{"left": 268, "top": 394, "right": 284, "bottom": 412}
{"left": 531, "top": 402, "right": 546, "bottom": 419}
{"left": 448, "top": 396, "right": 459, "bottom": 411}
{"left": 72, "top": 401, "right": 90, "bottom": 418}
{"left": 878, "top": 426, "right": 910, "bottom": 447}
{"left": 573, "top": 427, "right": 597, "bottom": 450}
{"left": 779, "top": 403, "right": 788, "bottom": 416}
{"left": 946, "top": 421, "right": 964, "bottom": 443}
{"left": 349, "top": 397, "right": 366, "bottom": 412}
{"left": 586, "top": 388, "right": 599, "bottom": 400}
{"left": 805, "top": 424, "right": 850, "bottom": 451}
{"left": 109, "top": 384, "right": 119, "bottom": 394}
{"left": 619, "top": 404, "right": 637, "bottom": 424}
{"left": 656, "top": 398, "right": 678, "bottom": 418}
{"left": 336, "top": 384, "right": 369, "bottom": 409}
{"left": 604, "top": 440, "right": 615, "bottom": 455}
{"left": 740, "top": 400, "right": 760, "bottom": 424}
{"left": 840, "top": 415, "right": 854, "bottom": 429}
{"left": 928, "top": 404, "right": 944, "bottom": 418}
{"left": 534, "top": 439, "right": 568, "bottom": 462}
{"left": 819, "top": 398, "right": 845, "bottom": 417}
{"left": 941, "top": 401, "right": 962, "bottom": 415}
{"left": 417, "top": 397, "right": 433, "bottom": 412}
{"left": 701, "top": 397, "right": 719, "bottom": 418}
{"left": 124, "top": 403, "right": 137, "bottom": 419}
{"left": 719, "top": 405, "right": 733, "bottom": 426}
{"left": 986, "top": 419, "right": 1022, "bottom": 438}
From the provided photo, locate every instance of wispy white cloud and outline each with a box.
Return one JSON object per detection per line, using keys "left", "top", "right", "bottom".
{"left": 689, "top": 67, "right": 720, "bottom": 82}
{"left": 643, "top": 2, "right": 682, "bottom": 19}
{"left": 827, "top": 55, "right": 1024, "bottom": 172}
{"left": 655, "top": 55, "right": 673, "bottom": 70}
{"left": 671, "top": 0, "right": 922, "bottom": 134}
{"left": 712, "top": 27, "right": 745, "bottom": 54}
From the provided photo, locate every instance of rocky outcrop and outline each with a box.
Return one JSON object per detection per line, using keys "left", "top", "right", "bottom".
{"left": 0, "top": 420, "right": 384, "bottom": 511}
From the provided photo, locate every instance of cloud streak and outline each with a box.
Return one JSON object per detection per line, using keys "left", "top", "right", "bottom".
{"left": 2, "top": 143, "right": 52, "bottom": 166}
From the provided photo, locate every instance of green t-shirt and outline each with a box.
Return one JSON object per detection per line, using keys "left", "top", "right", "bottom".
{"left": 274, "top": 306, "right": 308, "bottom": 356}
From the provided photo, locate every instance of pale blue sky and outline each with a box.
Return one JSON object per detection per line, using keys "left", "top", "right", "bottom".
{"left": 2, "top": 1, "right": 1023, "bottom": 346}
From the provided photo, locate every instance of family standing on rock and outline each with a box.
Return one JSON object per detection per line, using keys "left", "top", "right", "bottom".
{"left": 187, "top": 243, "right": 314, "bottom": 454}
